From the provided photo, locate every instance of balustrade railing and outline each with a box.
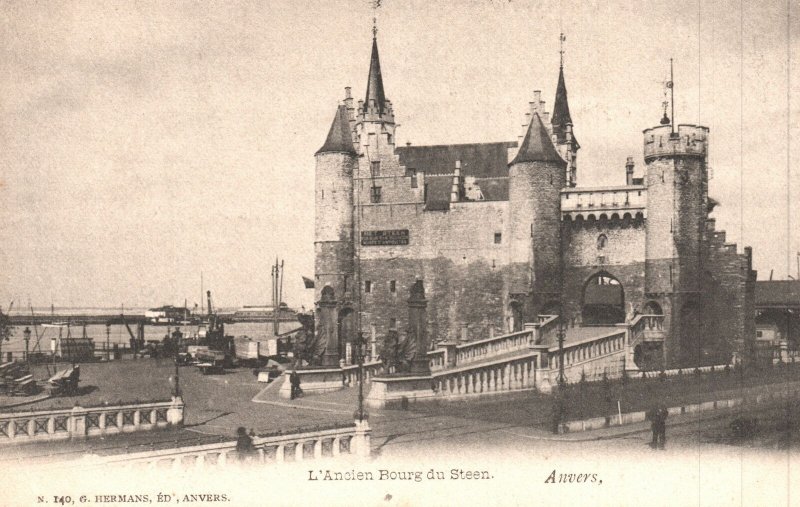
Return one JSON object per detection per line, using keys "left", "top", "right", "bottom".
{"left": 454, "top": 329, "right": 534, "bottom": 366}
{"left": 74, "top": 421, "right": 370, "bottom": 469}
{"left": 341, "top": 361, "right": 384, "bottom": 386}
{"left": 629, "top": 314, "right": 665, "bottom": 345}
{"left": 428, "top": 350, "right": 447, "bottom": 371}
{"left": 432, "top": 354, "right": 539, "bottom": 397}
{"left": 0, "top": 398, "right": 182, "bottom": 445}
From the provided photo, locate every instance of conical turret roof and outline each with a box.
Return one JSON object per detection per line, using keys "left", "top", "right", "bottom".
{"left": 316, "top": 105, "right": 356, "bottom": 156}
{"left": 364, "top": 37, "right": 387, "bottom": 114}
{"left": 510, "top": 113, "right": 565, "bottom": 166}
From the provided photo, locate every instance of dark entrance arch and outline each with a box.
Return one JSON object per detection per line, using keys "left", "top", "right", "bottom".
{"left": 642, "top": 300, "right": 663, "bottom": 315}
{"left": 337, "top": 307, "right": 354, "bottom": 363}
{"left": 581, "top": 272, "right": 625, "bottom": 325}
{"left": 509, "top": 301, "right": 523, "bottom": 332}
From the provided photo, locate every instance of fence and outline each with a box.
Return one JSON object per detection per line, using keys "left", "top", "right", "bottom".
{"left": 0, "top": 397, "right": 183, "bottom": 445}
{"left": 74, "top": 420, "right": 370, "bottom": 469}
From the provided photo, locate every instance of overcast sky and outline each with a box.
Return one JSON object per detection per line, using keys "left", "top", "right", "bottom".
{"left": 1, "top": 0, "right": 798, "bottom": 310}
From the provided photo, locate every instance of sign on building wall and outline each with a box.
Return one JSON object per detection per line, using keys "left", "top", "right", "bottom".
{"left": 361, "top": 229, "right": 410, "bottom": 246}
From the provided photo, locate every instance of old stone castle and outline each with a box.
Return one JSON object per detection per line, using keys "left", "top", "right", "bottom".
{"left": 313, "top": 35, "right": 756, "bottom": 369}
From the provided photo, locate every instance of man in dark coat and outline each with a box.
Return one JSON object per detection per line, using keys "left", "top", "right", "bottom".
{"left": 647, "top": 406, "right": 659, "bottom": 449}
{"left": 655, "top": 405, "right": 668, "bottom": 449}
{"left": 290, "top": 369, "right": 301, "bottom": 400}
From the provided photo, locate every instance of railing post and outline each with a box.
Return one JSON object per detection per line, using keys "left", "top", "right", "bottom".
{"left": 167, "top": 396, "right": 184, "bottom": 427}
{"left": 70, "top": 405, "right": 87, "bottom": 439}
{"left": 354, "top": 419, "right": 371, "bottom": 458}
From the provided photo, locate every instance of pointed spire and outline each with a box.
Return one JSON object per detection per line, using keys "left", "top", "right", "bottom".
{"left": 551, "top": 66, "right": 575, "bottom": 145}
{"left": 316, "top": 105, "right": 356, "bottom": 156}
{"left": 511, "top": 113, "right": 565, "bottom": 166}
{"left": 364, "top": 37, "right": 387, "bottom": 117}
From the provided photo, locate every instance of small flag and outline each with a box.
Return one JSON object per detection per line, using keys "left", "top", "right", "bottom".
{"left": 302, "top": 276, "right": 315, "bottom": 289}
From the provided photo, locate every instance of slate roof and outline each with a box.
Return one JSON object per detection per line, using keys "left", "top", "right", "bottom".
{"left": 551, "top": 66, "right": 579, "bottom": 147}
{"left": 510, "top": 113, "right": 566, "bottom": 166}
{"left": 396, "top": 141, "right": 516, "bottom": 210}
{"left": 316, "top": 105, "right": 356, "bottom": 156}
{"left": 755, "top": 280, "right": 800, "bottom": 307}
{"left": 365, "top": 37, "right": 387, "bottom": 113}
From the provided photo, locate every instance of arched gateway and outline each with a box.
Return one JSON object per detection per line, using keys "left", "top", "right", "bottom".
{"left": 581, "top": 272, "right": 625, "bottom": 325}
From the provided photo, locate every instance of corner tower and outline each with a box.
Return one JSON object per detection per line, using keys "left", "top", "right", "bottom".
{"left": 314, "top": 104, "right": 358, "bottom": 366}
{"left": 643, "top": 123, "right": 709, "bottom": 366}
{"left": 508, "top": 113, "right": 567, "bottom": 318}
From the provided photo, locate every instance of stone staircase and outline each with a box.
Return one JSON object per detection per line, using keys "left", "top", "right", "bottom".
{"left": 336, "top": 313, "right": 667, "bottom": 403}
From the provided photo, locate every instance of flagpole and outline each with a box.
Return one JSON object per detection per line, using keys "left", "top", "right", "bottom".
{"left": 670, "top": 58, "right": 675, "bottom": 135}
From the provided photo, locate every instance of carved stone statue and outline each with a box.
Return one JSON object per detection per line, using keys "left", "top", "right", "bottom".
{"left": 292, "top": 312, "right": 325, "bottom": 366}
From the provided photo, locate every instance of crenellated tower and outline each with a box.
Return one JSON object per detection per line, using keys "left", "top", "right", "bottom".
{"left": 508, "top": 112, "right": 567, "bottom": 319}
{"left": 643, "top": 123, "right": 710, "bottom": 366}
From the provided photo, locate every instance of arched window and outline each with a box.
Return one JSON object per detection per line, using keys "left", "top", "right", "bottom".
{"left": 597, "top": 234, "right": 608, "bottom": 250}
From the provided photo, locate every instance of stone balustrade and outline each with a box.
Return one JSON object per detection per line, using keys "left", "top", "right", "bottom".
{"left": 629, "top": 314, "right": 666, "bottom": 346}
{"left": 432, "top": 353, "right": 539, "bottom": 399}
{"left": 561, "top": 185, "right": 647, "bottom": 220}
{"left": 533, "top": 315, "right": 560, "bottom": 345}
{"left": 76, "top": 421, "right": 370, "bottom": 469}
{"left": 548, "top": 330, "right": 627, "bottom": 383}
{"left": 341, "top": 361, "right": 384, "bottom": 386}
{"left": 428, "top": 349, "right": 447, "bottom": 371}
{"left": 0, "top": 397, "right": 183, "bottom": 445}
{"left": 454, "top": 329, "right": 534, "bottom": 366}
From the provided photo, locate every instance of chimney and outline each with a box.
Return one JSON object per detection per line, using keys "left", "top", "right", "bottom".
{"left": 451, "top": 160, "right": 462, "bottom": 203}
{"left": 625, "top": 157, "right": 635, "bottom": 185}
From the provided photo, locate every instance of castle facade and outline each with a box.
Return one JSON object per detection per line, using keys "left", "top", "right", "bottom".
{"left": 313, "top": 36, "right": 756, "bottom": 368}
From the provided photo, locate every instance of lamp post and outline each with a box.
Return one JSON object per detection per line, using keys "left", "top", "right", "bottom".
{"left": 23, "top": 327, "right": 31, "bottom": 364}
{"left": 105, "top": 323, "right": 111, "bottom": 361}
{"left": 173, "top": 328, "right": 182, "bottom": 398}
{"left": 355, "top": 332, "right": 367, "bottom": 422}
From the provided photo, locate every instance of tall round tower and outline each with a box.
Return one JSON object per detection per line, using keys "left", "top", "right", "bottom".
{"left": 508, "top": 113, "right": 567, "bottom": 320}
{"left": 643, "top": 123, "right": 709, "bottom": 366}
{"left": 314, "top": 104, "right": 357, "bottom": 366}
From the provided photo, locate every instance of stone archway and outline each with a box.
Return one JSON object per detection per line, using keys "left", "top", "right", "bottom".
{"left": 509, "top": 301, "right": 523, "bottom": 332}
{"left": 642, "top": 300, "right": 664, "bottom": 315}
{"left": 337, "top": 307, "right": 355, "bottom": 364}
{"left": 581, "top": 271, "right": 625, "bottom": 325}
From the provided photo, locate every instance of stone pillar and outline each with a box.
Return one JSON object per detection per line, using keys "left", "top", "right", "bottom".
{"left": 317, "top": 287, "right": 340, "bottom": 367}
{"left": 408, "top": 281, "right": 430, "bottom": 375}
{"left": 353, "top": 419, "right": 372, "bottom": 458}
{"left": 166, "top": 396, "right": 185, "bottom": 427}
{"left": 70, "top": 405, "right": 87, "bottom": 439}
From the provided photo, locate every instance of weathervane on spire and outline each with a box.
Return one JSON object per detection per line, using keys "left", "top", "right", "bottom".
{"left": 559, "top": 32, "right": 566, "bottom": 68}
{"left": 371, "top": 0, "right": 382, "bottom": 39}
{"left": 659, "top": 58, "right": 675, "bottom": 132}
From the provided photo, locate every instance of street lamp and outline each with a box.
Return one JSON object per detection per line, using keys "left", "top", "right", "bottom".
{"left": 23, "top": 327, "right": 31, "bottom": 364}
{"left": 355, "top": 332, "right": 368, "bottom": 422}
{"left": 173, "top": 328, "right": 183, "bottom": 398}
